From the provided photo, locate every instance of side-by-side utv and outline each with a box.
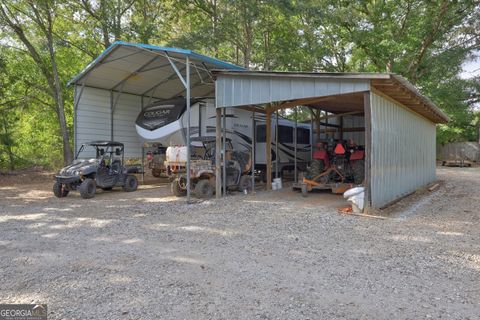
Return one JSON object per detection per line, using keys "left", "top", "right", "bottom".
{"left": 53, "top": 141, "right": 138, "bottom": 199}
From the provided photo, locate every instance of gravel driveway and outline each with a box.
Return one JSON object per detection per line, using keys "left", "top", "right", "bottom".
{"left": 0, "top": 167, "right": 479, "bottom": 319}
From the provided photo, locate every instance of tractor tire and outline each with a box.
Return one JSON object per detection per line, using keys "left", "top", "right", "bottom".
{"left": 238, "top": 175, "right": 253, "bottom": 193}
{"left": 194, "top": 179, "right": 214, "bottom": 199}
{"left": 79, "top": 178, "right": 96, "bottom": 199}
{"left": 352, "top": 159, "right": 365, "bottom": 185}
{"left": 307, "top": 160, "right": 324, "bottom": 178}
{"left": 123, "top": 175, "right": 138, "bottom": 192}
{"left": 171, "top": 178, "right": 186, "bottom": 197}
{"left": 53, "top": 181, "right": 69, "bottom": 198}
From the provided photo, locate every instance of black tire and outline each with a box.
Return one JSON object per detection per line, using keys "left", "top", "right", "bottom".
{"left": 171, "top": 178, "right": 186, "bottom": 197}
{"left": 194, "top": 179, "right": 214, "bottom": 199}
{"left": 123, "top": 175, "right": 138, "bottom": 192}
{"left": 238, "top": 175, "right": 252, "bottom": 193}
{"left": 151, "top": 168, "right": 162, "bottom": 178}
{"left": 79, "top": 178, "right": 96, "bottom": 199}
{"left": 352, "top": 159, "right": 365, "bottom": 185}
{"left": 53, "top": 181, "right": 69, "bottom": 198}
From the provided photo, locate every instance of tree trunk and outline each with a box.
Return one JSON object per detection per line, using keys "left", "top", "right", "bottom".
{"left": 0, "top": 2, "right": 72, "bottom": 165}
{"left": 47, "top": 38, "right": 72, "bottom": 165}
{"left": 1, "top": 114, "right": 15, "bottom": 171}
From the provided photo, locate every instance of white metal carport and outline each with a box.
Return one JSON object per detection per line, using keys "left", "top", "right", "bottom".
{"left": 69, "top": 41, "right": 244, "bottom": 201}
{"left": 212, "top": 70, "right": 449, "bottom": 210}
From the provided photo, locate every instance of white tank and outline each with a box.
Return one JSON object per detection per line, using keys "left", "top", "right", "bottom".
{"left": 166, "top": 146, "right": 188, "bottom": 162}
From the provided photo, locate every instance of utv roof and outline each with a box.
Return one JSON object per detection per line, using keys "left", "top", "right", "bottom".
{"left": 85, "top": 141, "right": 124, "bottom": 147}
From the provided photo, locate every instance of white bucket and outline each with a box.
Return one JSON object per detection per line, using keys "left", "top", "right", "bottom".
{"left": 272, "top": 182, "right": 278, "bottom": 190}
{"left": 273, "top": 178, "right": 282, "bottom": 189}
{"left": 343, "top": 187, "right": 365, "bottom": 213}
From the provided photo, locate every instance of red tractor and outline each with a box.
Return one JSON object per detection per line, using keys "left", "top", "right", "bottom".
{"left": 299, "top": 139, "right": 365, "bottom": 195}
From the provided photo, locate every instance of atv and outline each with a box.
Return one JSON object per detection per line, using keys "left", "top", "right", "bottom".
{"left": 165, "top": 137, "right": 252, "bottom": 199}
{"left": 53, "top": 141, "right": 138, "bottom": 199}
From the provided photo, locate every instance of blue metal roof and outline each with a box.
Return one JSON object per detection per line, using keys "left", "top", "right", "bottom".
{"left": 68, "top": 41, "right": 244, "bottom": 86}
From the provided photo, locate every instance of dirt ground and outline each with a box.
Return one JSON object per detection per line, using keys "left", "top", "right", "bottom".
{"left": 0, "top": 167, "right": 479, "bottom": 319}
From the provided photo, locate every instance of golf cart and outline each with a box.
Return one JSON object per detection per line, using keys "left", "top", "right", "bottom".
{"left": 164, "top": 137, "right": 252, "bottom": 198}
{"left": 53, "top": 141, "right": 138, "bottom": 199}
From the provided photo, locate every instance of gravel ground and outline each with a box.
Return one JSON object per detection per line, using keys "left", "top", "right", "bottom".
{"left": 0, "top": 167, "right": 479, "bottom": 319}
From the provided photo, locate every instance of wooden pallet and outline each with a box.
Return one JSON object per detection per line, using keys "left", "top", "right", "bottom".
{"left": 441, "top": 160, "right": 472, "bottom": 167}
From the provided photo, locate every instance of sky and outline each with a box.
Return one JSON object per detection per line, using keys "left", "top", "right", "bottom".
{"left": 460, "top": 50, "right": 480, "bottom": 79}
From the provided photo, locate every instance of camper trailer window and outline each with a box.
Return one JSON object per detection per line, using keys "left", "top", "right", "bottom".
{"left": 278, "top": 126, "right": 293, "bottom": 143}
{"left": 256, "top": 125, "right": 266, "bottom": 142}
{"left": 297, "top": 128, "right": 310, "bottom": 144}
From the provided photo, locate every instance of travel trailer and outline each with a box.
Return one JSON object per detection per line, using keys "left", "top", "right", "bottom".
{"left": 135, "top": 97, "right": 312, "bottom": 177}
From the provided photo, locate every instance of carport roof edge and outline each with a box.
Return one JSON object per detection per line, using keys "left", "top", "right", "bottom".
{"left": 68, "top": 41, "right": 244, "bottom": 99}
{"left": 212, "top": 70, "right": 450, "bottom": 124}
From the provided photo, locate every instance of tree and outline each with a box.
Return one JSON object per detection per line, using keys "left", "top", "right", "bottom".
{"left": 0, "top": 0, "right": 73, "bottom": 165}
{"left": 76, "top": 0, "right": 136, "bottom": 49}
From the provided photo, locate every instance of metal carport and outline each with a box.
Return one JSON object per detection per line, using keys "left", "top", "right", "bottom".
{"left": 69, "top": 41, "right": 243, "bottom": 201}
{"left": 212, "top": 70, "right": 449, "bottom": 210}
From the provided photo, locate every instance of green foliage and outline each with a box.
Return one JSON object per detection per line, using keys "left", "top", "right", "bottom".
{"left": 0, "top": 0, "right": 479, "bottom": 170}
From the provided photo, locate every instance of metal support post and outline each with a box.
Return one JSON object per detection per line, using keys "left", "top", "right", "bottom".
{"left": 222, "top": 108, "right": 227, "bottom": 196}
{"left": 294, "top": 106, "right": 298, "bottom": 183}
{"left": 275, "top": 110, "right": 279, "bottom": 179}
{"left": 310, "top": 108, "right": 314, "bottom": 160}
{"left": 266, "top": 109, "right": 272, "bottom": 190}
{"left": 186, "top": 56, "right": 191, "bottom": 203}
{"left": 110, "top": 91, "right": 114, "bottom": 140}
{"left": 215, "top": 108, "right": 222, "bottom": 198}
{"left": 251, "top": 111, "right": 255, "bottom": 194}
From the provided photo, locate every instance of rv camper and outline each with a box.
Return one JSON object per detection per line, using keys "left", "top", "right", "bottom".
{"left": 135, "top": 97, "right": 312, "bottom": 177}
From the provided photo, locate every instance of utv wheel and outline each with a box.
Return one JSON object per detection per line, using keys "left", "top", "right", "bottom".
{"left": 53, "top": 182, "right": 69, "bottom": 198}
{"left": 238, "top": 175, "right": 253, "bottom": 193}
{"left": 194, "top": 179, "right": 214, "bottom": 199}
{"left": 79, "top": 178, "right": 96, "bottom": 199}
{"left": 123, "top": 175, "right": 138, "bottom": 192}
{"left": 151, "top": 168, "right": 162, "bottom": 178}
{"left": 352, "top": 159, "right": 365, "bottom": 185}
{"left": 171, "top": 178, "right": 186, "bottom": 197}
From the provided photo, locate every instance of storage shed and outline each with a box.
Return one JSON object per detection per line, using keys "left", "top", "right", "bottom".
{"left": 70, "top": 42, "right": 449, "bottom": 210}
{"left": 213, "top": 70, "right": 449, "bottom": 209}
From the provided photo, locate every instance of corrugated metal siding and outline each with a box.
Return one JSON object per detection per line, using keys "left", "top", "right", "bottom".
{"left": 312, "top": 115, "right": 365, "bottom": 146}
{"left": 342, "top": 115, "right": 365, "bottom": 146}
{"left": 75, "top": 86, "right": 143, "bottom": 159}
{"left": 370, "top": 92, "right": 436, "bottom": 208}
{"left": 216, "top": 75, "right": 370, "bottom": 108}
{"left": 76, "top": 87, "right": 111, "bottom": 158}
{"left": 112, "top": 93, "right": 143, "bottom": 158}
